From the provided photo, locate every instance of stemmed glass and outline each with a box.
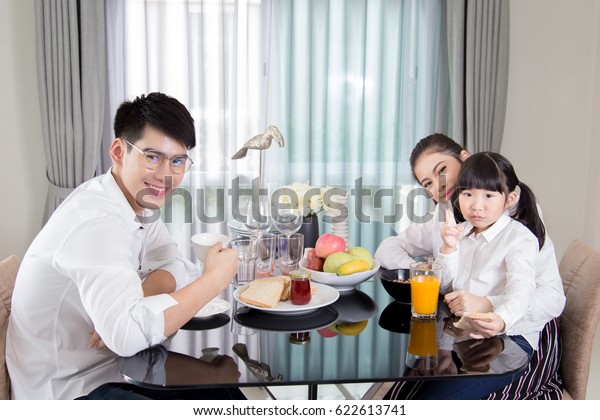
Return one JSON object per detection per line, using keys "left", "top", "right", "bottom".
{"left": 245, "top": 195, "right": 272, "bottom": 243}
{"left": 271, "top": 188, "right": 303, "bottom": 270}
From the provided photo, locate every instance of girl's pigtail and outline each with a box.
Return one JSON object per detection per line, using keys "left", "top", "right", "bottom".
{"left": 513, "top": 181, "right": 546, "bottom": 249}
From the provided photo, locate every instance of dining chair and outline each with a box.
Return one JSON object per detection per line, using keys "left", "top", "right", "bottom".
{"left": 0, "top": 255, "right": 20, "bottom": 400}
{"left": 558, "top": 239, "right": 600, "bottom": 400}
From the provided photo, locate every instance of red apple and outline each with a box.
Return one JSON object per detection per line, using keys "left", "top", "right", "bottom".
{"left": 317, "top": 327, "right": 338, "bottom": 338}
{"left": 314, "top": 233, "right": 346, "bottom": 259}
{"left": 307, "top": 257, "right": 324, "bottom": 271}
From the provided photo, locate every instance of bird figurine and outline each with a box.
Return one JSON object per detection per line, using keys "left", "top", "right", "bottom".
{"left": 232, "top": 343, "right": 282, "bottom": 382}
{"left": 231, "top": 125, "right": 284, "bottom": 160}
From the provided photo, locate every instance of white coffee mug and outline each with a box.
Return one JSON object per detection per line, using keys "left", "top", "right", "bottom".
{"left": 191, "top": 233, "right": 230, "bottom": 261}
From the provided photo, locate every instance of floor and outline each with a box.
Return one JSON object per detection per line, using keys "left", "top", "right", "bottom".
{"left": 244, "top": 324, "right": 600, "bottom": 400}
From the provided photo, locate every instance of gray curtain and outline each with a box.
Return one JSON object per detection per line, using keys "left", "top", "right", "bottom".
{"left": 35, "top": 0, "right": 106, "bottom": 223}
{"left": 447, "top": 0, "right": 510, "bottom": 153}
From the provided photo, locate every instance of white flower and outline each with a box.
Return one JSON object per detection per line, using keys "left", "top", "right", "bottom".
{"left": 279, "top": 182, "right": 328, "bottom": 217}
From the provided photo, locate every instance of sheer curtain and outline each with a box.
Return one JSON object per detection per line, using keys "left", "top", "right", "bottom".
{"left": 104, "top": 0, "right": 452, "bottom": 390}
{"left": 264, "top": 0, "right": 450, "bottom": 252}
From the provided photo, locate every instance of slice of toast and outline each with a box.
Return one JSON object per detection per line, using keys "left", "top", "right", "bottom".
{"left": 453, "top": 312, "right": 494, "bottom": 330}
{"left": 239, "top": 280, "right": 284, "bottom": 308}
{"left": 252, "top": 275, "right": 292, "bottom": 300}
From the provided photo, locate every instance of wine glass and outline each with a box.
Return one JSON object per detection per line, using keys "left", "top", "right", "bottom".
{"left": 245, "top": 195, "right": 272, "bottom": 242}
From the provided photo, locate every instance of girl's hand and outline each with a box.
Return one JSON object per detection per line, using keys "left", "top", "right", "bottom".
{"left": 444, "top": 290, "right": 493, "bottom": 317}
{"left": 440, "top": 208, "right": 464, "bottom": 254}
{"left": 466, "top": 313, "right": 506, "bottom": 339}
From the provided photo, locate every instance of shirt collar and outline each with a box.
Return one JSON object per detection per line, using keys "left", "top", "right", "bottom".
{"left": 101, "top": 169, "right": 157, "bottom": 233}
{"left": 464, "top": 211, "right": 512, "bottom": 243}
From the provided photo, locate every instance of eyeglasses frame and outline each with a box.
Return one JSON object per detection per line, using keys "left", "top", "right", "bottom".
{"left": 123, "top": 139, "right": 194, "bottom": 174}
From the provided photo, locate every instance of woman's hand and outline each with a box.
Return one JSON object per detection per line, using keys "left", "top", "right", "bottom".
{"left": 444, "top": 290, "right": 493, "bottom": 317}
{"left": 440, "top": 209, "right": 464, "bottom": 254}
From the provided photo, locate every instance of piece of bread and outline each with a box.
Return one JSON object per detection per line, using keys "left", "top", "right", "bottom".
{"left": 239, "top": 280, "right": 284, "bottom": 308}
{"left": 453, "top": 312, "right": 494, "bottom": 330}
{"left": 238, "top": 276, "right": 291, "bottom": 308}
{"left": 253, "top": 275, "right": 291, "bottom": 300}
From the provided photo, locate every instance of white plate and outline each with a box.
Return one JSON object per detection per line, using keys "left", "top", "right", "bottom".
{"left": 227, "top": 220, "right": 278, "bottom": 236}
{"left": 299, "top": 259, "right": 381, "bottom": 291}
{"left": 233, "top": 282, "right": 340, "bottom": 315}
{"left": 193, "top": 298, "right": 231, "bottom": 318}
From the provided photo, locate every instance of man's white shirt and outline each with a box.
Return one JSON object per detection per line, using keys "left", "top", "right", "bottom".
{"left": 6, "top": 170, "right": 199, "bottom": 399}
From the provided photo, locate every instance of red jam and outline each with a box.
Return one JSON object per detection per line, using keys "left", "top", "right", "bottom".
{"left": 289, "top": 270, "right": 312, "bottom": 305}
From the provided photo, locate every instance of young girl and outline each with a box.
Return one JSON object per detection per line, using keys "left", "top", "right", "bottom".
{"left": 440, "top": 152, "right": 544, "bottom": 344}
{"left": 377, "top": 134, "right": 565, "bottom": 399}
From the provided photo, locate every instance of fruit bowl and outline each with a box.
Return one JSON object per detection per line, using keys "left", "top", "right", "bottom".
{"left": 299, "top": 258, "right": 381, "bottom": 291}
{"left": 376, "top": 267, "right": 411, "bottom": 304}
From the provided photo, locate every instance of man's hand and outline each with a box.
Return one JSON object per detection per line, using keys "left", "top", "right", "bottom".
{"left": 440, "top": 208, "right": 464, "bottom": 254}
{"left": 203, "top": 242, "right": 239, "bottom": 291}
{"left": 444, "top": 290, "right": 493, "bottom": 317}
{"left": 87, "top": 329, "right": 105, "bottom": 350}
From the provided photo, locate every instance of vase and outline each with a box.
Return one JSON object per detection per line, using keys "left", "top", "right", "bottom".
{"left": 298, "top": 215, "right": 320, "bottom": 249}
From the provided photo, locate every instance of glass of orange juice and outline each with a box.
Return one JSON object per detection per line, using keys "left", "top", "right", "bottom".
{"left": 406, "top": 318, "right": 438, "bottom": 370}
{"left": 409, "top": 261, "right": 442, "bottom": 319}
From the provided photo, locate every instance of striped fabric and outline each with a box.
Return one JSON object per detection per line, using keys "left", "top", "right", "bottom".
{"left": 386, "top": 318, "right": 563, "bottom": 400}
{"left": 486, "top": 318, "right": 563, "bottom": 400}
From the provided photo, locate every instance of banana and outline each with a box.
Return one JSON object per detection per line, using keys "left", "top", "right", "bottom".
{"left": 336, "top": 259, "right": 370, "bottom": 276}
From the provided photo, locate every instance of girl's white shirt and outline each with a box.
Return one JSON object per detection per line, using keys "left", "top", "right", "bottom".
{"left": 437, "top": 212, "right": 539, "bottom": 347}
{"left": 374, "top": 201, "right": 565, "bottom": 347}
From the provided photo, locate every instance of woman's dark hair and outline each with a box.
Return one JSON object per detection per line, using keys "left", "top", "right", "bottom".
{"left": 451, "top": 152, "right": 546, "bottom": 249}
{"left": 409, "top": 133, "right": 466, "bottom": 181}
{"left": 113, "top": 92, "right": 196, "bottom": 150}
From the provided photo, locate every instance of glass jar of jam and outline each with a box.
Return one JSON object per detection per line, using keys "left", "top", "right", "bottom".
{"left": 289, "top": 331, "right": 311, "bottom": 345}
{"left": 289, "top": 270, "right": 312, "bottom": 305}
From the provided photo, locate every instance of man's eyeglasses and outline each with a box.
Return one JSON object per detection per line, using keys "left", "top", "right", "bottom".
{"left": 123, "top": 139, "right": 194, "bottom": 174}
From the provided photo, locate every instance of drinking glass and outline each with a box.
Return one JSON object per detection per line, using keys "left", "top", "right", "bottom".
{"left": 278, "top": 233, "right": 304, "bottom": 275}
{"left": 270, "top": 185, "right": 303, "bottom": 261}
{"left": 255, "top": 233, "right": 277, "bottom": 277}
{"left": 228, "top": 238, "right": 258, "bottom": 287}
{"left": 409, "top": 261, "right": 442, "bottom": 319}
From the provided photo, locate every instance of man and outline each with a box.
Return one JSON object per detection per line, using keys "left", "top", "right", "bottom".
{"left": 6, "top": 92, "right": 239, "bottom": 399}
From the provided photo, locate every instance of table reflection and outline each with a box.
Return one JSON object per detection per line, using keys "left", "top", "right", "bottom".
{"left": 119, "top": 280, "right": 529, "bottom": 390}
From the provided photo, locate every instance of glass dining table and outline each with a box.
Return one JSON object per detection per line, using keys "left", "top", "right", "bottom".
{"left": 118, "top": 272, "right": 530, "bottom": 400}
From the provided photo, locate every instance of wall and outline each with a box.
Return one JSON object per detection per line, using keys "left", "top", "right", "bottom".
{"left": 502, "top": 0, "right": 600, "bottom": 400}
{"left": 0, "top": 0, "right": 46, "bottom": 260}
{"left": 501, "top": 0, "right": 600, "bottom": 260}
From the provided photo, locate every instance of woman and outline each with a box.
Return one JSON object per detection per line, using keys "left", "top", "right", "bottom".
{"left": 375, "top": 134, "right": 565, "bottom": 399}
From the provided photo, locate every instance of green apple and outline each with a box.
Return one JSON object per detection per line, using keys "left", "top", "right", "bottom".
{"left": 323, "top": 252, "right": 357, "bottom": 273}
{"left": 346, "top": 247, "right": 374, "bottom": 268}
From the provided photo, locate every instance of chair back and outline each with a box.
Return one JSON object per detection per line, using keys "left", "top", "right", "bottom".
{"left": 0, "top": 255, "right": 20, "bottom": 400}
{"left": 558, "top": 240, "right": 600, "bottom": 400}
